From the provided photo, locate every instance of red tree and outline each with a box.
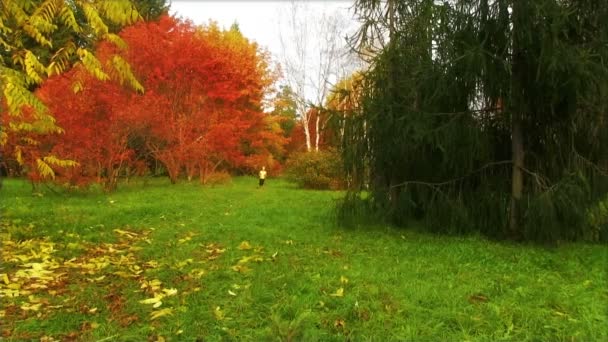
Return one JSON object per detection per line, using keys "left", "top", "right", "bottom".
{"left": 33, "top": 16, "right": 285, "bottom": 188}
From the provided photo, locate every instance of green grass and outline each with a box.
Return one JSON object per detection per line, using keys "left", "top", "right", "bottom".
{"left": 1, "top": 177, "right": 607, "bottom": 341}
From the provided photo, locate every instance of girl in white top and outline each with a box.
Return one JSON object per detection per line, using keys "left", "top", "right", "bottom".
{"left": 258, "top": 166, "right": 267, "bottom": 187}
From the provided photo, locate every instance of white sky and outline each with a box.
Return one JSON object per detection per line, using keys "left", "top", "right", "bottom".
{"left": 169, "top": 1, "right": 356, "bottom": 58}
{"left": 169, "top": 1, "right": 361, "bottom": 103}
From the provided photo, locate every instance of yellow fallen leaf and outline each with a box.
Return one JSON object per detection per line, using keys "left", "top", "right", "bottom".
{"left": 140, "top": 295, "right": 164, "bottom": 305}
{"left": 214, "top": 306, "right": 225, "bottom": 320}
{"left": 0, "top": 310, "right": 5, "bottom": 318}
{"left": 176, "top": 330, "right": 183, "bottom": 335}
{"left": 178, "top": 236, "right": 192, "bottom": 244}
{"left": 330, "top": 288, "right": 344, "bottom": 297}
{"left": 228, "top": 290, "right": 237, "bottom": 296}
{"left": 238, "top": 241, "right": 252, "bottom": 250}
{"left": 340, "top": 276, "right": 349, "bottom": 284}
{"left": 88, "top": 307, "right": 98, "bottom": 314}
{"left": 153, "top": 301, "right": 163, "bottom": 308}
{"left": 1, "top": 273, "right": 9, "bottom": 284}
{"left": 114, "top": 271, "right": 135, "bottom": 278}
{"left": 141, "top": 279, "right": 163, "bottom": 291}
{"left": 91, "top": 322, "right": 100, "bottom": 329}
{"left": 190, "top": 269, "right": 206, "bottom": 279}
{"left": 162, "top": 288, "right": 178, "bottom": 296}
{"left": 176, "top": 259, "right": 194, "bottom": 269}
{"left": 231, "top": 265, "right": 251, "bottom": 273}
{"left": 150, "top": 308, "right": 173, "bottom": 320}
{"left": 20, "top": 303, "right": 42, "bottom": 311}
{"left": 113, "top": 229, "right": 138, "bottom": 238}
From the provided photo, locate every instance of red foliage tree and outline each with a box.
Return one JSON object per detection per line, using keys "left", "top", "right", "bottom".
{"left": 32, "top": 16, "right": 284, "bottom": 188}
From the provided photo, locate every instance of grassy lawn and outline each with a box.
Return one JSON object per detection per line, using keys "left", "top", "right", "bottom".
{"left": 1, "top": 177, "right": 607, "bottom": 341}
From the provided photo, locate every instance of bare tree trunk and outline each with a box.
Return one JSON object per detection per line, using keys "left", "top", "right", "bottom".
{"left": 314, "top": 115, "right": 321, "bottom": 151}
{"left": 302, "top": 115, "right": 312, "bottom": 151}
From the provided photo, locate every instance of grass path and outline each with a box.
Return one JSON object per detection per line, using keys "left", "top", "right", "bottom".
{"left": 1, "top": 177, "right": 607, "bottom": 341}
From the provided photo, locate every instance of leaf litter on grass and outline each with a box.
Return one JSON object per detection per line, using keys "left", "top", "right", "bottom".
{"left": 0, "top": 226, "right": 187, "bottom": 339}
{"left": 1, "top": 225, "right": 281, "bottom": 339}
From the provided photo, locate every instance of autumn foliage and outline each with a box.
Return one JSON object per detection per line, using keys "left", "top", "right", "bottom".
{"left": 14, "top": 16, "right": 286, "bottom": 189}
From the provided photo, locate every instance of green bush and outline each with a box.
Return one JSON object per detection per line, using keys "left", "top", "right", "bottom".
{"left": 285, "top": 149, "right": 344, "bottom": 190}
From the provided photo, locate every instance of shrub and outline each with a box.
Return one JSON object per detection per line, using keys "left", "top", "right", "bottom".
{"left": 285, "top": 149, "right": 344, "bottom": 190}
{"left": 203, "top": 171, "right": 232, "bottom": 185}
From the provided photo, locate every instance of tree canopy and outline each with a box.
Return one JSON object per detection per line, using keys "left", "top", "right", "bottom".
{"left": 1, "top": 0, "right": 146, "bottom": 178}
{"left": 340, "top": 0, "right": 608, "bottom": 242}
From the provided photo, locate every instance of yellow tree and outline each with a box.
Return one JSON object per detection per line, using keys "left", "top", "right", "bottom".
{"left": 0, "top": 0, "right": 143, "bottom": 180}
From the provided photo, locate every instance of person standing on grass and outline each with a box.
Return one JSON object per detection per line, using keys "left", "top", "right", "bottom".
{"left": 258, "top": 166, "right": 267, "bottom": 187}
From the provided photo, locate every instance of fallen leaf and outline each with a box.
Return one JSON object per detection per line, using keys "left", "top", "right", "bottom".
{"left": 214, "top": 306, "right": 225, "bottom": 320}
{"left": 20, "top": 303, "right": 42, "bottom": 311}
{"left": 139, "top": 295, "right": 164, "bottom": 305}
{"left": 231, "top": 265, "right": 251, "bottom": 273}
{"left": 468, "top": 293, "right": 489, "bottom": 303}
{"left": 334, "top": 319, "right": 346, "bottom": 329}
{"left": 162, "top": 288, "right": 178, "bottom": 296}
{"left": 330, "top": 288, "right": 344, "bottom": 297}
{"left": 113, "top": 229, "right": 138, "bottom": 238}
{"left": 238, "top": 241, "right": 252, "bottom": 250}
{"left": 153, "top": 301, "right": 163, "bottom": 308}
{"left": 228, "top": 290, "right": 237, "bottom": 296}
{"left": 340, "top": 276, "right": 349, "bottom": 284}
{"left": 150, "top": 308, "right": 173, "bottom": 320}
{"left": 190, "top": 268, "right": 205, "bottom": 279}
{"left": 178, "top": 236, "right": 192, "bottom": 244}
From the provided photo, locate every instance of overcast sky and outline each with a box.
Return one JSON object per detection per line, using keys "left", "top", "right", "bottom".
{"left": 169, "top": 1, "right": 360, "bottom": 102}
{"left": 169, "top": 1, "right": 357, "bottom": 59}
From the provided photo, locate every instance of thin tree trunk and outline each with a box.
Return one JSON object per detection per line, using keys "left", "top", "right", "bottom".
{"left": 387, "top": 0, "right": 399, "bottom": 211}
{"left": 509, "top": 0, "right": 525, "bottom": 238}
{"left": 314, "top": 115, "right": 321, "bottom": 151}
{"left": 303, "top": 117, "right": 312, "bottom": 151}
{"left": 510, "top": 115, "right": 524, "bottom": 237}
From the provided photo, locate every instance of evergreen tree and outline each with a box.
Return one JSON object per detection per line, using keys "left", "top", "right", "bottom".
{"left": 341, "top": 0, "right": 608, "bottom": 242}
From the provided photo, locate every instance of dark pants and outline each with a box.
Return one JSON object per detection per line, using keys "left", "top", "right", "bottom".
{"left": 259, "top": 178, "right": 265, "bottom": 186}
